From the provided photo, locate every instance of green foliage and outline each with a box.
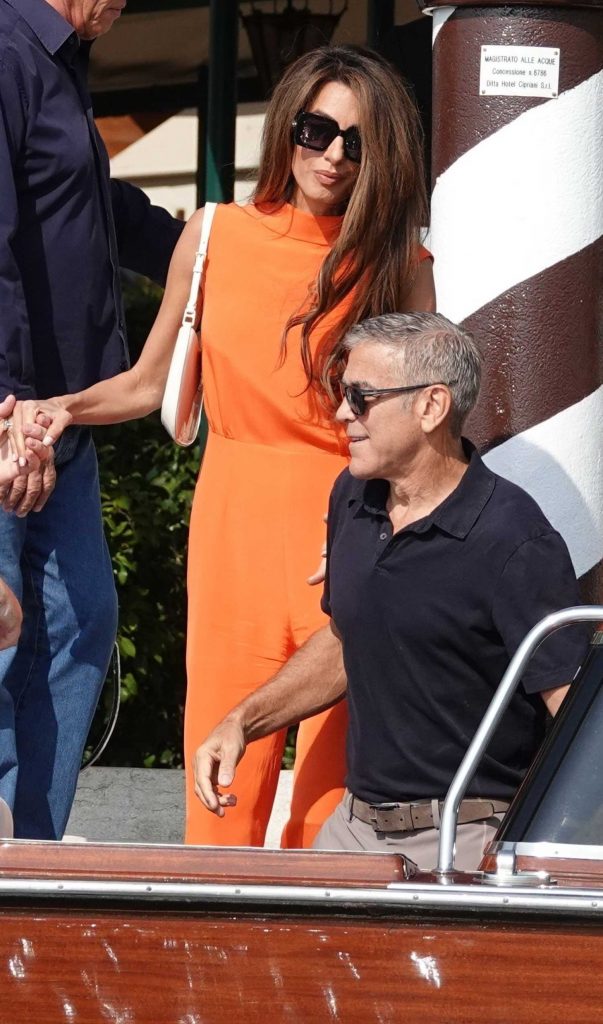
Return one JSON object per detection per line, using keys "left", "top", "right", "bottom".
{"left": 90, "top": 412, "right": 200, "bottom": 767}
{"left": 283, "top": 725, "right": 298, "bottom": 771}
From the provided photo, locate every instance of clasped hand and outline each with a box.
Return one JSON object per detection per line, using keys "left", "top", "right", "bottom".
{"left": 0, "top": 395, "right": 71, "bottom": 516}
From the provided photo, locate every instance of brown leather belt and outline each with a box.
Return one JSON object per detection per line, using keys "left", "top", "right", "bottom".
{"left": 345, "top": 791, "right": 509, "bottom": 834}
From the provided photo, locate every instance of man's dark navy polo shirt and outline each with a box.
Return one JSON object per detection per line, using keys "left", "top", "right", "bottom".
{"left": 0, "top": 0, "right": 183, "bottom": 400}
{"left": 322, "top": 445, "right": 588, "bottom": 805}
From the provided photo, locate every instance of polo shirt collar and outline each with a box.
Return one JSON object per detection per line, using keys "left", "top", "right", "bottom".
{"left": 6, "top": 0, "right": 77, "bottom": 56}
{"left": 351, "top": 440, "right": 496, "bottom": 540}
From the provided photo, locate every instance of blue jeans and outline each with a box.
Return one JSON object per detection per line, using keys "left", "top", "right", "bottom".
{"left": 0, "top": 430, "right": 117, "bottom": 839}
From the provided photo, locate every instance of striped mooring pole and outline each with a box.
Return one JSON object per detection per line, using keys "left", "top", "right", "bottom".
{"left": 425, "top": 0, "right": 603, "bottom": 600}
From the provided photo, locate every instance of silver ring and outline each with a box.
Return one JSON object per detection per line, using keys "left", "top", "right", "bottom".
{"left": 1, "top": 418, "right": 12, "bottom": 431}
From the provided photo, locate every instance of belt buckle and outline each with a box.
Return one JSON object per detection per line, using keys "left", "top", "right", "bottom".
{"left": 369, "top": 802, "right": 412, "bottom": 833}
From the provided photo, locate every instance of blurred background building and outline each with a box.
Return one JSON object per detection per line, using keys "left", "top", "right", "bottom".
{"left": 93, "top": 1, "right": 431, "bottom": 216}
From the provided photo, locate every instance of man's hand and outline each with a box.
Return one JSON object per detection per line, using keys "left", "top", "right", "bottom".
{"left": 193, "top": 717, "right": 247, "bottom": 817}
{"left": 0, "top": 577, "right": 22, "bottom": 650}
{"left": 0, "top": 448, "right": 56, "bottom": 516}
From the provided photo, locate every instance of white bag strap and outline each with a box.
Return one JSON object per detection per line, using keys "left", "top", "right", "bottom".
{"left": 182, "top": 201, "right": 217, "bottom": 327}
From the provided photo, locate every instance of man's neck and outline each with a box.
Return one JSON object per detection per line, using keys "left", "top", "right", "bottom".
{"left": 386, "top": 437, "right": 469, "bottom": 533}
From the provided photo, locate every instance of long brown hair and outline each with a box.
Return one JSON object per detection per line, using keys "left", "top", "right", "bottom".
{"left": 253, "top": 45, "right": 428, "bottom": 402}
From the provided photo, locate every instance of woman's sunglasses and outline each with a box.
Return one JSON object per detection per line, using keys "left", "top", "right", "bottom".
{"left": 339, "top": 381, "right": 458, "bottom": 417}
{"left": 292, "top": 111, "right": 362, "bottom": 164}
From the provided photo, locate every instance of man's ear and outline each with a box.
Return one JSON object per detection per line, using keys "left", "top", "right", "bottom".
{"left": 418, "top": 385, "right": 452, "bottom": 435}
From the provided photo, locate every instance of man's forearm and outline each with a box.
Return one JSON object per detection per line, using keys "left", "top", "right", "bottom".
{"left": 228, "top": 622, "right": 346, "bottom": 742}
{"left": 541, "top": 684, "right": 570, "bottom": 716}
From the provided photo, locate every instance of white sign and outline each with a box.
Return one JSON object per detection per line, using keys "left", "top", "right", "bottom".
{"left": 480, "top": 45, "right": 560, "bottom": 98}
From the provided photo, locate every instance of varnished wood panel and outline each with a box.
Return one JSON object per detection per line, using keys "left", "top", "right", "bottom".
{"left": 0, "top": 840, "right": 412, "bottom": 886}
{"left": 1, "top": 908, "right": 602, "bottom": 1023}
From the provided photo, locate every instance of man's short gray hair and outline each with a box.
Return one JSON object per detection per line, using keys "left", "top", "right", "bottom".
{"left": 343, "top": 312, "right": 482, "bottom": 437}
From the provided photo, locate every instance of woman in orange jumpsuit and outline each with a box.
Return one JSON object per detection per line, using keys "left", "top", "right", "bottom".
{"left": 30, "top": 46, "right": 435, "bottom": 847}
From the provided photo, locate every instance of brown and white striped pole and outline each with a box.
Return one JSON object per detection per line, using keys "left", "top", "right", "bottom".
{"left": 425, "top": 0, "right": 603, "bottom": 600}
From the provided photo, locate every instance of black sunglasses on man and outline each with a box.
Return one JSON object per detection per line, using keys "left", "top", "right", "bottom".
{"left": 340, "top": 381, "right": 458, "bottom": 417}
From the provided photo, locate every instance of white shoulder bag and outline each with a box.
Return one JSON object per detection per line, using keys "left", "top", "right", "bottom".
{"left": 161, "top": 202, "right": 217, "bottom": 446}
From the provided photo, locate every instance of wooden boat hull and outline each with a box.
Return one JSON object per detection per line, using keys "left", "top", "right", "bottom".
{"left": 3, "top": 903, "right": 603, "bottom": 1022}
{"left": 1, "top": 841, "right": 603, "bottom": 1023}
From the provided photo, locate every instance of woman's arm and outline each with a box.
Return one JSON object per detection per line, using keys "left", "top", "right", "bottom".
{"left": 19, "top": 208, "right": 207, "bottom": 447}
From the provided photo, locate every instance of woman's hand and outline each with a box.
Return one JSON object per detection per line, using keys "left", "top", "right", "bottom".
{"left": 33, "top": 397, "right": 73, "bottom": 445}
{"left": 7, "top": 397, "right": 73, "bottom": 459}
{"left": 2, "top": 397, "right": 71, "bottom": 471}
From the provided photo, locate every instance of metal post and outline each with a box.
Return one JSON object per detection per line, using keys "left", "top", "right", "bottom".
{"left": 205, "top": 0, "right": 238, "bottom": 203}
{"left": 426, "top": 0, "right": 603, "bottom": 602}
{"left": 436, "top": 607, "right": 603, "bottom": 876}
{"left": 195, "top": 64, "right": 208, "bottom": 210}
{"left": 367, "top": 0, "right": 395, "bottom": 50}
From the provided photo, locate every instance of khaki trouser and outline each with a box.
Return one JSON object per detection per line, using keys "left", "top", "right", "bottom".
{"left": 312, "top": 794, "right": 502, "bottom": 872}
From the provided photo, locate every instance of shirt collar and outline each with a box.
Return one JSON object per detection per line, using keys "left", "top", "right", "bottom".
{"left": 5, "top": 0, "right": 77, "bottom": 56}
{"left": 350, "top": 440, "right": 496, "bottom": 540}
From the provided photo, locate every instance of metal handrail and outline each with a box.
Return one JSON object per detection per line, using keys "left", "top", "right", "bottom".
{"left": 1, "top": 875, "right": 603, "bottom": 915}
{"left": 435, "top": 606, "right": 603, "bottom": 877}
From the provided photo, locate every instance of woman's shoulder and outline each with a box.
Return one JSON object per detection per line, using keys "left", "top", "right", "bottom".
{"left": 177, "top": 204, "right": 243, "bottom": 257}
{"left": 198, "top": 201, "right": 258, "bottom": 221}
{"left": 190, "top": 202, "right": 262, "bottom": 240}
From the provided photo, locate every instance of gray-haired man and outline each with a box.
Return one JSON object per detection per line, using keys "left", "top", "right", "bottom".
{"left": 193, "top": 312, "right": 587, "bottom": 869}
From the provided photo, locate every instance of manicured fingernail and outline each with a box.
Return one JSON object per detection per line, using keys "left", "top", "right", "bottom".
{"left": 18, "top": 457, "right": 27, "bottom": 467}
{"left": 42, "top": 435, "right": 54, "bottom": 447}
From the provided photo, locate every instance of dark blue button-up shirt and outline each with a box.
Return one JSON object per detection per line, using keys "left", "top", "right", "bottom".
{"left": 0, "top": 0, "right": 183, "bottom": 400}
{"left": 322, "top": 445, "right": 588, "bottom": 804}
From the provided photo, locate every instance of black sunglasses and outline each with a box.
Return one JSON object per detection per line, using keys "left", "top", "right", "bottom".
{"left": 292, "top": 111, "right": 362, "bottom": 164}
{"left": 339, "top": 381, "right": 458, "bottom": 416}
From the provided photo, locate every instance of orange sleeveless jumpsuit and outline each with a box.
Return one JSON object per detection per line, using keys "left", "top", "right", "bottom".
{"left": 185, "top": 202, "right": 428, "bottom": 847}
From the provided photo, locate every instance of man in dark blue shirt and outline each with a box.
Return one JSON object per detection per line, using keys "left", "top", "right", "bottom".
{"left": 0, "top": 0, "right": 183, "bottom": 839}
{"left": 192, "top": 313, "right": 588, "bottom": 870}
